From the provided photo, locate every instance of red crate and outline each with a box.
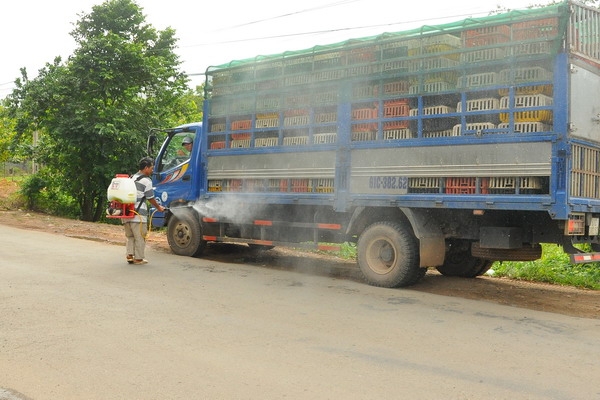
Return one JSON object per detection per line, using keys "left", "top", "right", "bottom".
{"left": 352, "top": 107, "right": 377, "bottom": 120}
{"left": 384, "top": 99, "right": 410, "bottom": 118}
{"left": 231, "top": 120, "right": 252, "bottom": 131}
{"left": 291, "top": 179, "right": 310, "bottom": 193}
{"left": 512, "top": 18, "right": 559, "bottom": 40}
{"left": 210, "top": 141, "right": 226, "bottom": 150}
{"left": 383, "top": 120, "right": 410, "bottom": 130}
{"left": 445, "top": 177, "right": 489, "bottom": 194}
{"left": 463, "top": 25, "right": 510, "bottom": 47}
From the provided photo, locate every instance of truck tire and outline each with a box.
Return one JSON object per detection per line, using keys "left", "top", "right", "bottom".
{"left": 357, "top": 221, "right": 424, "bottom": 288}
{"left": 436, "top": 240, "right": 491, "bottom": 278}
{"left": 167, "top": 208, "right": 205, "bottom": 257}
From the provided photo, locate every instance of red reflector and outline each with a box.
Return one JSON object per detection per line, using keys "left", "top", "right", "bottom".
{"left": 254, "top": 220, "right": 273, "bottom": 226}
{"left": 571, "top": 253, "right": 600, "bottom": 263}
{"left": 317, "top": 223, "right": 341, "bottom": 230}
{"left": 202, "top": 217, "right": 218, "bottom": 223}
{"left": 203, "top": 235, "right": 217, "bottom": 241}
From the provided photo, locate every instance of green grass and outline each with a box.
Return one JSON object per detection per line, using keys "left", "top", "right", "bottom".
{"left": 492, "top": 244, "right": 600, "bottom": 290}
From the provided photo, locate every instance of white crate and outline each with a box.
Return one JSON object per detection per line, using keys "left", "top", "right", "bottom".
{"left": 409, "top": 105, "right": 455, "bottom": 116}
{"left": 457, "top": 98, "right": 500, "bottom": 112}
{"left": 409, "top": 57, "right": 459, "bottom": 72}
{"left": 498, "top": 122, "right": 552, "bottom": 133}
{"left": 255, "top": 137, "right": 278, "bottom": 147}
{"left": 352, "top": 131, "right": 376, "bottom": 141}
{"left": 313, "top": 69, "right": 346, "bottom": 82}
{"left": 313, "top": 133, "right": 337, "bottom": 144}
{"left": 256, "top": 97, "right": 280, "bottom": 110}
{"left": 283, "top": 136, "right": 309, "bottom": 146}
{"left": 383, "top": 129, "right": 412, "bottom": 139}
{"left": 255, "top": 118, "right": 279, "bottom": 129}
{"left": 284, "top": 75, "right": 313, "bottom": 86}
{"left": 409, "top": 81, "right": 455, "bottom": 94}
{"left": 230, "top": 139, "right": 251, "bottom": 148}
{"left": 489, "top": 177, "right": 543, "bottom": 190}
{"left": 460, "top": 48, "right": 505, "bottom": 63}
{"left": 409, "top": 177, "right": 440, "bottom": 188}
{"left": 315, "top": 112, "right": 337, "bottom": 123}
{"left": 499, "top": 67, "right": 552, "bottom": 83}
{"left": 210, "top": 123, "right": 226, "bottom": 132}
{"left": 457, "top": 72, "right": 498, "bottom": 88}
{"left": 423, "top": 129, "right": 457, "bottom": 138}
{"left": 423, "top": 34, "right": 461, "bottom": 48}
{"left": 452, "top": 123, "right": 496, "bottom": 136}
{"left": 382, "top": 60, "right": 409, "bottom": 72}
{"left": 500, "top": 94, "right": 553, "bottom": 108}
{"left": 284, "top": 115, "right": 310, "bottom": 126}
{"left": 512, "top": 42, "right": 551, "bottom": 56}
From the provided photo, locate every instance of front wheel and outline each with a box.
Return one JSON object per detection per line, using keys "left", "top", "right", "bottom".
{"left": 167, "top": 208, "right": 205, "bottom": 257}
{"left": 357, "top": 221, "right": 424, "bottom": 288}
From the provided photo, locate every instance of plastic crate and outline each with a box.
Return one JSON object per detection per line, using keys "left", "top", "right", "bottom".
{"left": 352, "top": 131, "right": 376, "bottom": 141}
{"left": 499, "top": 67, "right": 552, "bottom": 84}
{"left": 383, "top": 99, "right": 410, "bottom": 118}
{"left": 512, "top": 41, "right": 552, "bottom": 56}
{"left": 348, "top": 65, "right": 378, "bottom": 76}
{"left": 268, "top": 179, "right": 289, "bottom": 192}
{"left": 210, "top": 141, "right": 226, "bottom": 150}
{"left": 381, "top": 60, "right": 409, "bottom": 73}
{"left": 452, "top": 122, "right": 496, "bottom": 136}
{"left": 313, "top": 133, "right": 337, "bottom": 144}
{"left": 283, "top": 136, "right": 309, "bottom": 146}
{"left": 224, "top": 179, "right": 243, "bottom": 192}
{"left": 410, "top": 81, "right": 455, "bottom": 94}
{"left": 285, "top": 94, "right": 311, "bottom": 108}
{"left": 460, "top": 48, "right": 506, "bottom": 64}
{"left": 457, "top": 98, "right": 500, "bottom": 112}
{"left": 423, "top": 129, "right": 457, "bottom": 138}
{"left": 314, "top": 178, "right": 335, "bottom": 193}
{"left": 383, "top": 80, "right": 410, "bottom": 95}
{"left": 210, "top": 123, "right": 226, "bottom": 132}
{"left": 409, "top": 177, "right": 440, "bottom": 193}
{"left": 230, "top": 139, "right": 251, "bottom": 148}
{"left": 346, "top": 47, "right": 379, "bottom": 64}
{"left": 353, "top": 85, "right": 378, "bottom": 99}
{"left": 256, "top": 96, "right": 281, "bottom": 111}
{"left": 314, "top": 90, "right": 338, "bottom": 105}
{"left": 284, "top": 75, "right": 313, "bottom": 86}
{"left": 498, "top": 84, "right": 553, "bottom": 96}
{"left": 208, "top": 180, "right": 222, "bottom": 192}
{"left": 381, "top": 42, "right": 409, "bottom": 60}
{"left": 445, "top": 177, "right": 489, "bottom": 194}
{"left": 255, "top": 61, "right": 282, "bottom": 79}
{"left": 230, "top": 82, "right": 255, "bottom": 94}
{"left": 284, "top": 115, "right": 310, "bottom": 126}
{"left": 255, "top": 118, "right": 279, "bottom": 129}
{"left": 256, "top": 79, "right": 281, "bottom": 91}
{"left": 352, "top": 122, "right": 378, "bottom": 132}
{"left": 231, "top": 133, "right": 251, "bottom": 140}
{"left": 409, "top": 105, "right": 454, "bottom": 116}
{"left": 408, "top": 57, "right": 459, "bottom": 72}
{"left": 457, "top": 72, "right": 498, "bottom": 88}
{"left": 512, "top": 17, "right": 559, "bottom": 40}
{"left": 383, "top": 129, "right": 412, "bottom": 139}
{"left": 291, "top": 179, "right": 310, "bottom": 192}
{"left": 313, "top": 52, "right": 342, "bottom": 70}
{"left": 313, "top": 69, "right": 346, "bottom": 82}
{"left": 488, "top": 176, "right": 544, "bottom": 194}
{"left": 499, "top": 94, "right": 553, "bottom": 123}
{"left": 352, "top": 107, "right": 378, "bottom": 120}
{"left": 231, "top": 120, "right": 252, "bottom": 131}
{"left": 255, "top": 137, "right": 278, "bottom": 147}
{"left": 498, "top": 122, "right": 552, "bottom": 133}
{"left": 229, "top": 99, "right": 254, "bottom": 114}
{"left": 315, "top": 112, "right": 337, "bottom": 123}
{"left": 463, "top": 25, "right": 511, "bottom": 47}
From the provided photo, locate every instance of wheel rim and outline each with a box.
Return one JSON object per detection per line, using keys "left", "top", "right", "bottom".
{"left": 172, "top": 222, "right": 192, "bottom": 247}
{"left": 365, "top": 237, "right": 397, "bottom": 275}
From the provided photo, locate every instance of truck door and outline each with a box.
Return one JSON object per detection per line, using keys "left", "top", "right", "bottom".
{"left": 153, "top": 132, "right": 197, "bottom": 206}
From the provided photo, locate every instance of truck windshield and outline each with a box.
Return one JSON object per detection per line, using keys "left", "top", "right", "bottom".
{"left": 157, "top": 132, "right": 196, "bottom": 172}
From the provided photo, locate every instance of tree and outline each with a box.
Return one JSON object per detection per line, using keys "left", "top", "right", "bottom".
{"left": 7, "top": 0, "right": 198, "bottom": 221}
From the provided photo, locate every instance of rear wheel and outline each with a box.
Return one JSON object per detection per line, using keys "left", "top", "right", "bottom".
{"left": 436, "top": 240, "right": 491, "bottom": 278}
{"left": 357, "top": 221, "right": 424, "bottom": 288}
{"left": 167, "top": 208, "right": 205, "bottom": 257}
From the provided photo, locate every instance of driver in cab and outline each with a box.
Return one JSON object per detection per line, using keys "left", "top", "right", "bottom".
{"left": 177, "top": 136, "right": 193, "bottom": 157}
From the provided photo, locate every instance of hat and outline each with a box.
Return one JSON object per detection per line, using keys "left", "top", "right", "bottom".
{"left": 182, "top": 136, "right": 193, "bottom": 145}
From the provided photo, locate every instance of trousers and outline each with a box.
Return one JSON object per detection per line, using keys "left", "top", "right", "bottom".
{"left": 123, "top": 221, "right": 148, "bottom": 259}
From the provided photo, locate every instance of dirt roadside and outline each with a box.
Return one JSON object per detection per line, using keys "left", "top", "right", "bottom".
{"left": 0, "top": 178, "right": 599, "bottom": 319}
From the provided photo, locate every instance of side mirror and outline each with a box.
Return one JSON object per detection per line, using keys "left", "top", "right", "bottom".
{"left": 147, "top": 134, "right": 157, "bottom": 156}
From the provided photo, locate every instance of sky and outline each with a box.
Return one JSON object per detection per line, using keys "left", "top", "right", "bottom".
{"left": 0, "top": 0, "right": 538, "bottom": 98}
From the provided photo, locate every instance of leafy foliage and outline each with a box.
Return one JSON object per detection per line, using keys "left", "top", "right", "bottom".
{"left": 493, "top": 244, "right": 600, "bottom": 289}
{"left": 6, "top": 0, "right": 201, "bottom": 221}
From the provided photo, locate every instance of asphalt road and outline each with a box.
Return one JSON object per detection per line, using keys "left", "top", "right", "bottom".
{"left": 1, "top": 225, "right": 599, "bottom": 400}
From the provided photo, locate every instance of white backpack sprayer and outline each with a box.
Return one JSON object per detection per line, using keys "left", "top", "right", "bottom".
{"left": 106, "top": 174, "right": 138, "bottom": 219}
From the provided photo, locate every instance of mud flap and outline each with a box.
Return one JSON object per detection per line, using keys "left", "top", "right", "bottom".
{"left": 400, "top": 208, "right": 445, "bottom": 267}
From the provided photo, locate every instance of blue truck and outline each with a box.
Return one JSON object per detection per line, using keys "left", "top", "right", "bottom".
{"left": 147, "top": 1, "right": 600, "bottom": 287}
